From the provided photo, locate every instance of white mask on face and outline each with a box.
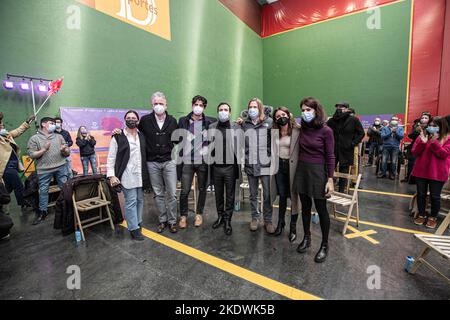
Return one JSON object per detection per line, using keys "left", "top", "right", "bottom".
{"left": 218, "top": 111, "right": 230, "bottom": 122}
{"left": 153, "top": 104, "right": 166, "bottom": 115}
{"left": 193, "top": 106, "right": 204, "bottom": 116}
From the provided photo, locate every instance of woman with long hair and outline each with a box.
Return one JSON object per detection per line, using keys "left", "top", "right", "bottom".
{"left": 270, "top": 107, "right": 301, "bottom": 242}
{"left": 295, "top": 97, "right": 335, "bottom": 263}
{"left": 241, "top": 98, "right": 274, "bottom": 234}
{"left": 411, "top": 116, "right": 450, "bottom": 229}
{"left": 76, "top": 126, "right": 97, "bottom": 175}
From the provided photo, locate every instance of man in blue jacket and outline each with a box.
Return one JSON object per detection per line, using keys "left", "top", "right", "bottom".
{"left": 378, "top": 116, "right": 404, "bottom": 180}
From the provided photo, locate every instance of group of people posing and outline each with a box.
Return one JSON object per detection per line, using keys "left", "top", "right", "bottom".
{"left": 1, "top": 94, "right": 450, "bottom": 264}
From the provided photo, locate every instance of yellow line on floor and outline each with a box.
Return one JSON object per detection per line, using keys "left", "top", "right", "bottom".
{"left": 273, "top": 205, "right": 430, "bottom": 236}
{"left": 331, "top": 216, "right": 430, "bottom": 236}
{"left": 350, "top": 188, "right": 414, "bottom": 198}
{"left": 120, "top": 223, "right": 321, "bottom": 300}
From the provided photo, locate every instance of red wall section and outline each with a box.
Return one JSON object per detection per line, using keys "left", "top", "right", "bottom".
{"left": 407, "top": 0, "right": 445, "bottom": 127}
{"left": 261, "top": 0, "right": 398, "bottom": 37}
{"left": 438, "top": 0, "right": 450, "bottom": 116}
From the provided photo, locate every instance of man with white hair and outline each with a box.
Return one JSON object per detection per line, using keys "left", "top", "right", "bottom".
{"left": 137, "top": 92, "right": 179, "bottom": 233}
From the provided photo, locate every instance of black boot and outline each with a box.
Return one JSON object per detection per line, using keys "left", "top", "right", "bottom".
{"left": 130, "top": 229, "right": 145, "bottom": 241}
{"left": 314, "top": 243, "right": 329, "bottom": 263}
{"left": 32, "top": 210, "right": 47, "bottom": 225}
{"left": 273, "top": 220, "right": 285, "bottom": 237}
{"left": 296, "top": 235, "right": 311, "bottom": 253}
{"left": 212, "top": 215, "right": 224, "bottom": 229}
{"left": 289, "top": 214, "right": 298, "bottom": 243}
{"left": 224, "top": 219, "right": 232, "bottom": 236}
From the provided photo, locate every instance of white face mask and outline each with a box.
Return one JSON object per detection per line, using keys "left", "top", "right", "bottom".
{"left": 55, "top": 123, "right": 62, "bottom": 130}
{"left": 248, "top": 108, "right": 259, "bottom": 120}
{"left": 390, "top": 120, "right": 398, "bottom": 127}
{"left": 374, "top": 121, "right": 380, "bottom": 126}
{"left": 218, "top": 111, "right": 230, "bottom": 122}
{"left": 153, "top": 104, "right": 166, "bottom": 115}
{"left": 193, "top": 105, "right": 204, "bottom": 116}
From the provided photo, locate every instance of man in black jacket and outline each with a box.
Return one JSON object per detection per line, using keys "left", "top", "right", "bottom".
{"left": 366, "top": 117, "right": 382, "bottom": 166}
{"left": 177, "top": 95, "right": 216, "bottom": 229}
{"left": 138, "top": 91, "right": 179, "bottom": 234}
{"left": 55, "top": 117, "right": 74, "bottom": 178}
{"left": 327, "top": 102, "right": 365, "bottom": 192}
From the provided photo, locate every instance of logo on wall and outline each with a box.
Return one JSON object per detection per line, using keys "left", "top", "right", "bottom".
{"left": 77, "top": 0, "right": 171, "bottom": 41}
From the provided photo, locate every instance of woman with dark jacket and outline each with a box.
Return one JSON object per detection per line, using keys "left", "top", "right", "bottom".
{"left": 76, "top": 126, "right": 97, "bottom": 175}
{"left": 107, "top": 110, "right": 150, "bottom": 241}
{"left": 295, "top": 97, "right": 335, "bottom": 263}
{"left": 270, "top": 107, "right": 301, "bottom": 242}
{"left": 411, "top": 117, "right": 450, "bottom": 229}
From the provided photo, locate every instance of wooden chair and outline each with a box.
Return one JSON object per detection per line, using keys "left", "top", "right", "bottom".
{"left": 73, "top": 180, "right": 114, "bottom": 241}
{"left": 328, "top": 172, "right": 363, "bottom": 235}
{"left": 409, "top": 211, "right": 450, "bottom": 284}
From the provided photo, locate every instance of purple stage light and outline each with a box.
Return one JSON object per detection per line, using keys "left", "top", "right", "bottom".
{"left": 37, "top": 83, "right": 48, "bottom": 93}
{"left": 19, "top": 81, "right": 30, "bottom": 91}
{"left": 3, "top": 80, "right": 14, "bottom": 90}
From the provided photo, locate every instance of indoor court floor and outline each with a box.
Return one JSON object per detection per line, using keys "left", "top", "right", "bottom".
{"left": 1, "top": 167, "right": 449, "bottom": 300}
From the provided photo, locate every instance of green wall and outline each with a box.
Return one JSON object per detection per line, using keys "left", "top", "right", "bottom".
{"left": 0, "top": 0, "right": 263, "bottom": 150}
{"left": 1, "top": 0, "right": 413, "bottom": 152}
{"left": 262, "top": 0, "right": 411, "bottom": 117}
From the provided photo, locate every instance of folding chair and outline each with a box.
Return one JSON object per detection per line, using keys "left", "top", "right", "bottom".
{"left": 328, "top": 172, "right": 363, "bottom": 235}
{"left": 73, "top": 179, "right": 114, "bottom": 241}
{"left": 409, "top": 211, "right": 450, "bottom": 284}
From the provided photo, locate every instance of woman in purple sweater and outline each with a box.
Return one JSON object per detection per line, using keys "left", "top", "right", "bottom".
{"left": 295, "top": 97, "right": 335, "bottom": 263}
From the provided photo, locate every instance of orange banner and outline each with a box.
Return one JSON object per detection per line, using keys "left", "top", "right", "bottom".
{"left": 77, "top": 0, "right": 171, "bottom": 41}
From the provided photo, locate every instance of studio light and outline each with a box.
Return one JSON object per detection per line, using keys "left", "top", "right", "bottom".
{"left": 37, "top": 82, "right": 48, "bottom": 93}
{"left": 19, "top": 80, "right": 30, "bottom": 91}
{"left": 3, "top": 79, "right": 14, "bottom": 90}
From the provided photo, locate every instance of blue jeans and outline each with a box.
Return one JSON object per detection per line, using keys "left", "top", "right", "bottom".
{"left": 122, "top": 187, "right": 144, "bottom": 231}
{"left": 38, "top": 165, "right": 68, "bottom": 212}
{"left": 65, "top": 157, "right": 73, "bottom": 179}
{"left": 3, "top": 167, "right": 24, "bottom": 206}
{"left": 368, "top": 142, "right": 381, "bottom": 164}
{"left": 81, "top": 154, "right": 97, "bottom": 176}
{"left": 381, "top": 147, "right": 399, "bottom": 176}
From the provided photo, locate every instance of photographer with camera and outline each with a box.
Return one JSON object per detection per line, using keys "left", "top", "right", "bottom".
{"left": 107, "top": 110, "right": 150, "bottom": 241}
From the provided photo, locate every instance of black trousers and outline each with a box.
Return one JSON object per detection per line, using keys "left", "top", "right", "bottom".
{"left": 180, "top": 164, "right": 208, "bottom": 216}
{"left": 213, "top": 165, "right": 236, "bottom": 220}
{"left": 299, "top": 194, "right": 330, "bottom": 244}
{"left": 3, "top": 167, "right": 24, "bottom": 206}
{"left": 416, "top": 177, "right": 445, "bottom": 218}
{"left": 337, "top": 164, "right": 350, "bottom": 193}
{"left": 275, "top": 158, "right": 290, "bottom": 221}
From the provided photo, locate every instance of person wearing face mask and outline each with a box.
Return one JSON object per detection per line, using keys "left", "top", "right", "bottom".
{"left": 27, "top": 117, "right": 70, "bottom": 225}
{"left": 54, "top": 117, "right": 74, "bottom": 179}
{"left": 295, "top": 97, "right": 335, "bottom": 263}
{"left": 177, "top": 95, "right": 216, "bottom": 229}
{"left": 207, "top": 103, "right": 241, "bottom": 235}
{"left": 327, "top": 102, "right": 364, "bottom": 192}
{"left": 136, "top": 91, "right": 179, "bottom": 234}
{"left": 403, "top": 112, "right": 432, "bottom": 183}
{"left": 107, "top": 110, "right": 150, "bottom": 241}
{"left": 366, "top": 118, "right": 383, "bottom": 167}
{"left": 239, "top": 98, "right": 274, "bottom": 234}
{"left": 411, "top": 117, "right": 450, "bottom": 229}
{"left": 76, "top": 126, "right": 97, "bottom": 176}
{"left": 0, "top": 112, "right": 35, "bottom": 212}
{"left": 269, "top": 107, "right": 301, "bottom": 242}
{"left": 379, "top": 116, "right": 404, "bottom": 179}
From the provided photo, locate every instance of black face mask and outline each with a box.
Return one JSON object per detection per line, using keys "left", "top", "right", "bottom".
{"left": 276, "top": 117, "right": 289, "bottom": 127}
{"left": 126, "top": 120, "right": 138, "bottom": 129}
